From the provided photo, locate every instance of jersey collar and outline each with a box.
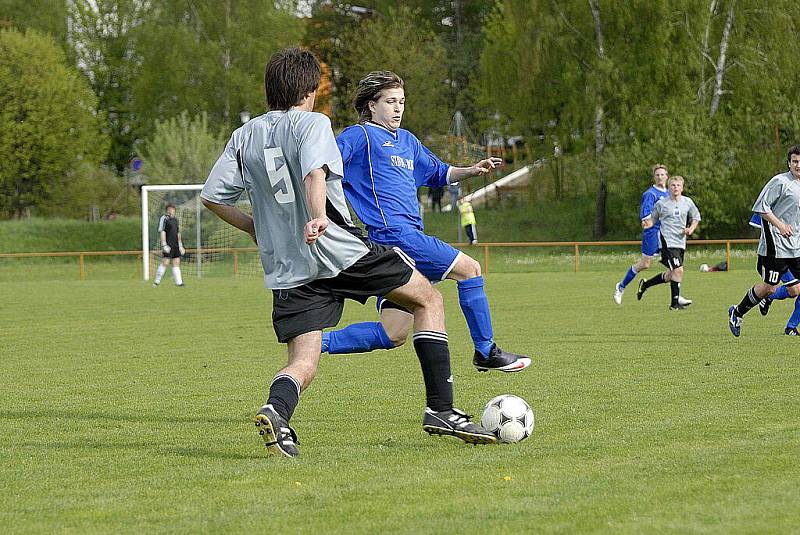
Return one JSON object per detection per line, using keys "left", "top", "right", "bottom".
{"left": 365, "top": 121, "right": 399, "bottom": 138}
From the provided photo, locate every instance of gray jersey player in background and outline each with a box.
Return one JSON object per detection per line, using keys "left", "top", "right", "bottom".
{"left": 728, "top": 145, "right": 800, "bottom": 336}
{"left": 636, "top": 176, "right": 701, "bottom": 310}
{"left": 201, "top": 48, "right": 494, "bottom": 457}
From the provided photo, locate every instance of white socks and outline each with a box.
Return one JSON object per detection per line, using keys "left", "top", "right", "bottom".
{"left": 154, "top": 264, "right": 167, "bottom": 284}
{"left": 172, "top": 266, "right": 183, "bottom": 285}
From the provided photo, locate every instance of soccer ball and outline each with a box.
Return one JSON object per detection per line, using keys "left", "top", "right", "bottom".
{"left": 481, "top": 394, "right": 535, "bottom": 443}
{"left": 699, "top": 263, "right": 710, "bottom": 272}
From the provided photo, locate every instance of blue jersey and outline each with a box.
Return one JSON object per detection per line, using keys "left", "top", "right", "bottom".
{"left": 641, "top": 184, "right": 669, "bottom": 241}
{"left": 336, "top": 122, "right": 450, "bottom": 235}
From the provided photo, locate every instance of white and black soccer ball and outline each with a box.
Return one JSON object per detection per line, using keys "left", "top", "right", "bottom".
{"left": 699, "top": 263, "right": 710, "bottom": 272}
{"left": 481, "top": 394, "right": 534, "bottom": 443}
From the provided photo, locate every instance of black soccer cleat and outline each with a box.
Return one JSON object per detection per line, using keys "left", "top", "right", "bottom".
{"left": 422, "top": 407, "right": 497, "bottom": 445}
{"left": 669, "top": 304, "right": 687, "bottom": 310}
{"left": 636, "top": 279, "right": 646, "bottom": 300}
{"left": 254, "top": 404, "right": 299, "bottom": 458}
{"left": 785, "top": 327, "right": 799, "bottom": 336}
{"left": 758, "top": 298, "right": 772, "bottom": 316}
{"left": 473, "top": 344, "right": 531, "bottom": 373}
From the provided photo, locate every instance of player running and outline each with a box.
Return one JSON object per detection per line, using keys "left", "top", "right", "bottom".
{"left": 636, "top": 175, "right": 701, "bottom": 310}
{"left": 320, "top": 71, "right": 530, "bottom": 373}
{"left": 201, "top": 49, "right": 495, "bottom": 457}
{"left": 728, "top": 145, "right": 800, "bottom": 337}
{"left": 748, "top": 214, "right": 800, "bottom": 336}
{"left": 614, "top": 164, "right": 680, "bottom": 304}
{"left": 152, "top": 203, "right": 185, "bottom": 287}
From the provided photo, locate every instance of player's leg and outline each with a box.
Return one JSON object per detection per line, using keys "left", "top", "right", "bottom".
{"left": 256, "top": 331, "right": 320, "bottom": 458}
{"left": 758, "top": 270, "right": 795, "bottom": 315}
{"left": 637, "top": 245, "right": 672, "bottom": 301}
{"left": 728, "top": 256, "right": 782, "bottom": 337}
{"left": 785, "top": 296, "right": 800, "bottom": 335}
{"left": 384, "top": 271, "right": 495, "bottom": 444}
{"left": 171, "top": 256, "right": 184, "bottom": 286}
{"left": 322, "top": 300, "right": 411, "bottom": 355}
{"left": 153, "top": 256, "right": 169, "bottom": 286}
{"left": 616, "top": 235, "right": 657, "bottom": 303}
{"left": 465, "top": 224, "right": 477, "bottom": 245}
{"left": 668, "top": 265, "right": 685, "bottom": 309}
{"left": 446, "top": 252, "right": 531, "bottom": 372}
{"left": 257, "top": 285, "right": 345, "bottom": 457}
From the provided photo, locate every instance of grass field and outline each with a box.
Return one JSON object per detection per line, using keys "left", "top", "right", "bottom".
{"left": 2, "top": 269, "right": 799, "bottom": 533}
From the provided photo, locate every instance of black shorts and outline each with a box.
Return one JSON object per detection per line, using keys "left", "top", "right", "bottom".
{"left": 660, "top": 247, "right": 685, "bottom": 270}
{"left": 162, "top": 244, "right": 181, "bottom": 259}
{"left": 271, "top": 242, "right": 414, "bottom": 343}
{"left": 757, "top": 255, "right": 800, "bottom": 286}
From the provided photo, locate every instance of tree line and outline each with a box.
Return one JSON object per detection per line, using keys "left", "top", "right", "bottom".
{"left": 1, "top": 0, "right": 798, "bottom": 238}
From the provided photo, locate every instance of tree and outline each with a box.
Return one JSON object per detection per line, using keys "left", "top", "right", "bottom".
{"left": 0, "top": 0, "right": 68, "bottom": 47}
{"left": 138, "top": 111, "right": 226, "bottom": 185}
{"left": 0, "top": 28, "right": 108, "bottom": 218}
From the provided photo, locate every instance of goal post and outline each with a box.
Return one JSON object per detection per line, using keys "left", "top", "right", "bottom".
{"left": 141, "top": 184, "right": 259, "bottom": 281}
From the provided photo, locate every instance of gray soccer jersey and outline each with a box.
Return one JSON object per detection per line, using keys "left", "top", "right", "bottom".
{"left": 752, "top": 171, "right": 800, "bottom": 258}
{"left": 649, "top": 195, "right": 701, "bottom": 249}
{"left": 202, "top": 110, "right": 369, "bottom": 289}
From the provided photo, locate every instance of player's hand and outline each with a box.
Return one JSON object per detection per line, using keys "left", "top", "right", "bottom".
{"left": 304, "top": 217, "right": 329, "bottom": 245}
{"left": 684, "top": 228, "right": 693, "bottom": 236}
{"left": 471, "top": 157, "right": 504, "bottom": 176}
{"left": 162, "top": 244, "right": 171, "bottom": 255}
{"left": 777, "top": 221, "right": 793, "bottom": 238}
{"left": 178, "top": 244, "right": 186, "bottom": 256}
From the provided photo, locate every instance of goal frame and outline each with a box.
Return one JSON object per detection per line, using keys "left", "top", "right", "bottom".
{"left": 141, "top": 184, "right": 204, "bottom": 281}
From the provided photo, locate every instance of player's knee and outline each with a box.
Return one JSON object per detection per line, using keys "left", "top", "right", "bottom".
{"left": 673, "top": 266, "right": 684, "bottom": 278}
{"left": 639, "top": 258, "right": 652, "bottom": 270}
{"left": 386, "top": 328, "right": 409, "bottom": 348}
{"left": 455, "top": 256, "right": 481, "bottom": 279}
{"left": 789, "top": 284, "right": 800, "bottom": 297}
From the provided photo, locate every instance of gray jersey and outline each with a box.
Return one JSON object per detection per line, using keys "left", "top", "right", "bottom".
{"left": 752, "top": 171, "right": 800, "bottom": 258}
{"left": 202, "top": 110, "right": 369, "bottom": 289}
{"left": 649, "top": 195, "right": 701, "bottom": 249}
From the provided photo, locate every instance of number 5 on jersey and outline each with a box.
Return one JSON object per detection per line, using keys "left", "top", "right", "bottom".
{"left": 264, "top": 146, "right": 295, "bottom": 204}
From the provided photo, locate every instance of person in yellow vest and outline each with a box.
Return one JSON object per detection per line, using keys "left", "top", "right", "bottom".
{"left": 458, "top": 199, "right": 478, "bottom": 244}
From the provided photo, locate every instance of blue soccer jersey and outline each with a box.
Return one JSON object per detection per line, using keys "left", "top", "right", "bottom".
{"left": 337, "top": 122, "right": 450, "bottom": 234}
{"left": 640, "top": 185, "right": 669, "bottom": 255}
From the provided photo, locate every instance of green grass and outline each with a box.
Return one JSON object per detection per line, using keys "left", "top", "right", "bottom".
{"left": 2, "top": 270, "right": 798, "bottom": 534}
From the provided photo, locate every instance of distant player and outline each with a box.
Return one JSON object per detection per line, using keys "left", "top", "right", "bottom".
{"left": 152, "top": 203, "right": 185, "bottom": 287}
{"left": 320, "top": 71, "right": 530, "bottom": 373}
{"left": 459, "top": 198, "right": 478, "bottom": 244}
{"left": 201, "top": 49, "right": 495, "bottom": 457}
{"left": 747, "top": 213, "right": 800, "bottom": 335}
{"left": 636, "top": 175, "right": 701, "bottom": 309}
{"left": 614, "top": 164, "right": 673, "bottom": 304}
{"left": 728, "top": 146, "right": 800, "bottom": 337}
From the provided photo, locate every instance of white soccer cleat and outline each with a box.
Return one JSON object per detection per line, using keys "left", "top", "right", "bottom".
{"left": 677, "top": 296, "right": 692, "bottom": 306}
{"left": 613, "top": 283, "right": 624, "bottom": 305}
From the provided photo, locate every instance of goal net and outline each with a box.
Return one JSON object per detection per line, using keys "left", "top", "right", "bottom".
{"left": 141, "top": 185, "right": 262, "bottom": 280}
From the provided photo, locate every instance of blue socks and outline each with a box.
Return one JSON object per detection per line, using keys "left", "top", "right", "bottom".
{"left": 620, "top": 265, "right": 638, "bottom": 289}
{"left": 772, "top": 285, "right": 790, "bottom": 300}
{"left": 457, "top": 276, "right": 495, "bottom": 358}
{"left": 788, "top": 298, "right": 800, "bottom": 330}
{"left": 322, "top": 322, "right": 393, "bottom": 354}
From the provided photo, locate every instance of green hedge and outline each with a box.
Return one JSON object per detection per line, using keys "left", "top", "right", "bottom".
{"left": 0, "top": 217, "right": 141, "bottom": 253}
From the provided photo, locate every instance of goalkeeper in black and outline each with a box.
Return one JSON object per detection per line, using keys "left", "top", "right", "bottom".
{"left": 153, "top": 203, "right": 185, "bottom": 287}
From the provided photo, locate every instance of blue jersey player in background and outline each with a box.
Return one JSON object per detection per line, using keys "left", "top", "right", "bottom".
{"left": 322, "top": 71, "right": 531, "bottom": 373}
{"left": 749, "top": 213, "right": 800, "bottom": 335}
{"left": 614, "top": 164, "right": 676, "bottom": 304}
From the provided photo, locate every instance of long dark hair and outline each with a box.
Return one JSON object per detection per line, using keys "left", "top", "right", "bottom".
{"left": 353, "top": 71, "right": 404, "bottom": 122}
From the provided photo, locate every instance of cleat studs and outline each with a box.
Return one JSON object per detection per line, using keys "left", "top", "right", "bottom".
{"left": 259, "top": 430, "right": 265, "bottom": 435}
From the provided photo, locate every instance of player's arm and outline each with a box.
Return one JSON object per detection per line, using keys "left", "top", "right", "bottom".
{"left": 685, "top": 202, "right": 701, "bottom": 236}
{"left": 447, "top": 157, "right": 504, "bottom": 183}
{"left": 759, "top": 210, "right": 793, "bottom": 238}
{"left": 201, "top": 199, "right": 257, "bottom": 244}
{"left": 177, "top": 231, "right": 185, "bottom": 255}
{"left": 642, "top": 204, "right": 659, "bottom": 229}
{"left": 303, "top": 167, "right": 328, "bottom": 245}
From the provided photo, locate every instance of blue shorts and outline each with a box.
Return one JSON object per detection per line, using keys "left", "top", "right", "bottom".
{"left": 781, "top": 269, "right": 797, "bottom": 284}
{"left": 642, "top": 229, "right": 660, "bottom": 256}
{"left": 368, "top": 226, "right": 461, "bottom": 281}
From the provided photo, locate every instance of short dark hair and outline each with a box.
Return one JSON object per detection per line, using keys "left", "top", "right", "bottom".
{"left": 787, "top": 145, "right": 800, "bottom": 164}
{"left": 166, "top": 203, "right": 175, "bottom": 210}
{"left": 353, "top": 71, "right": 404, "bottom": 122}
{"left": 264, "top": 48, "right": 321, "bottom": 110}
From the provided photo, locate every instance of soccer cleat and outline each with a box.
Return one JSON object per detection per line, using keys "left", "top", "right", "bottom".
{"left": 422, "top": 407, "right": 497, "bottom": 445}
{"left": 728, "top": 306, "right": 742, "bottom": 337}
{"left": 254, "top": 404, "right": 299, "bottom": 458}
{"left": 669, "top": 304, "right": 686, "bottom": 310}
{"left": 677, "top": 296, "right": 693, "bottom": 306}
{"left": 636, "top": 279, "right": 646, "bottom": 301}
{"left": 613, "top": 283, "right": 624, "bottom": 305}
{"left": 152, "top": 282, "right": 159, "bottom": 288}
{"left": 758, "top": 298, "right": 772, "bottom": 316}
{"left": 473, "top": 344, "right": 531, "bottom": 373}
{"left": 785, "top": 327, "right": 799, "bottom": 336}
